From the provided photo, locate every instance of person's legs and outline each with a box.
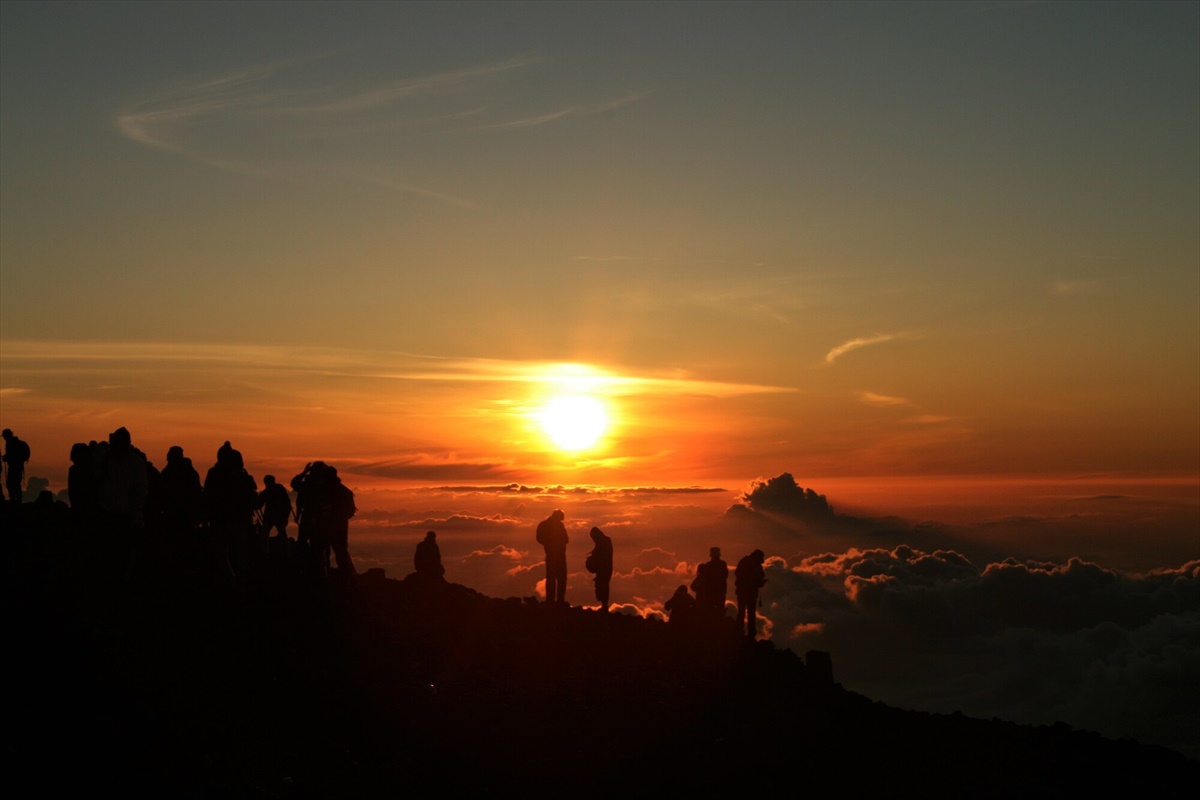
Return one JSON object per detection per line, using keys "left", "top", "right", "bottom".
{"left": 545, "top": 558, "right": 559, "bottom": 603}
{"left": 6, "top": 473, "right": 22, "bottom": 503}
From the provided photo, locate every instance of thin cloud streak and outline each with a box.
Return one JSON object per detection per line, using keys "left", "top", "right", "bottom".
{"left": 113, "top": 55, "right": 547, "bottom": 205}
{"left": 0, "top": 341, "right": 797, "bottom": 399}
{"left": 858, "top": 392, "right": 909, "bottom": 407}
{"left": 268, "top": 57, "right": 540, "bottom": 115}
{"left": 825, "top": 333, "right": 910, "bottom": 364}
{"left": 488, "top": 91, "right": 651, "bottom": 129}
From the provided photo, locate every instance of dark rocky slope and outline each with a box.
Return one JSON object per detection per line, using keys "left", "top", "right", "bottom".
{"left": 3, "top": 522, "right": 1196, "bottom": 797}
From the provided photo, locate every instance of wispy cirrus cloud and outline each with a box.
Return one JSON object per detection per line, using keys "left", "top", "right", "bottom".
{"left": 116, "top": 54, "right": 637, "bottom": 207}
{"left": 488, "top": 91, "right": 651, "bottom": 129}
{"left": 857, "top": 391, "right": 909, "bottom": 407}
{"left": 269, "top": 57, "right": 541, "bottom": 116}
{"left": 0, "top": 340, "right": 796, "bottom": 399}
{"left": 825, "top": 333, "right": 913, "bottom": 365}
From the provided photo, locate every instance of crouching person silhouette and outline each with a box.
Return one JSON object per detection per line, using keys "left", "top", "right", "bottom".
{"left": 414, "top": 530, "right": 445, "bottom": 582}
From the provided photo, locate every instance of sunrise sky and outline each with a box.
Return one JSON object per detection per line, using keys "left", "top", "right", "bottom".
{"left": 4, "top": 0, "right": 1197, "bottom": 489}
{"left": 1, "top": 1, "right": 1198, "bottom": 756}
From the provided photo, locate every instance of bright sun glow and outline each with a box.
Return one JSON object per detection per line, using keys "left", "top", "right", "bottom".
{"left": 539, "top": 395, "right": 609, "bottom": 451}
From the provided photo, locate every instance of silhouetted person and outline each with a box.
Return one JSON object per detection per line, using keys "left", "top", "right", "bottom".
{"left": 536, "top": 509, "right": 569, "bottom": 604}
{"left": 29, "top": 489, "right": 69, "bottom": 537}
{"left": 291, "top": 464, "right": 317, "bottom": 545}
{"left": 691, "top": 546, "right": 729, "bottom": 619}
{"left": 585, "top": 526, "right": 613, "bottom": 612}
{"left": 2, "top": 428, "right": 30, "bottom": 503}
{"left": 97, "top": 427, "right": 148, "bottom": 530}
{"left": 735, "top": 549, "right": 767, "bottom": 639}
{"left": 413, "top": 530, "right": 445, "bottom": 580}
{"left": 143, "top": 456, "right": 164, "bottom": 538}
{"left": 290, "top": 461, "right": 355, "bottom": 580}
{"left": 324, "top": 465, "right": 356, "bottom": 579}
{"left": 67, "top": 442, "right": 98, "bottom": 524}
{"left": 664, "top": 584, "right": 697, "bottom": 625}
{"left": 204, "top": 441, "right": 258, "bottom": 579}
{"left": 258, "top": 474, "right": 293, "bottom": 541}
{"left": 160, "top": 446, "right": 203, "bottom": 538}
{"left": 96, "top": 427, "right": 149, "bottom": 575}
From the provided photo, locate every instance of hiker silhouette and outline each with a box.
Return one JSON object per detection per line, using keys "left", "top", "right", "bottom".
{"left": 691, "top": 546, "right": 729, "bottom": 620}
{"left": 203, "top": 441, "right": 258, "bottom": 579}
{"left": 290, "top": 461, "right": 356, "bottom": 580}
{"left": 2, "top": 428, "right": 30, "bottom": 503}
{"left": 258, "top": 474, "right": 293, "bottom": 541}
{"left": 585, "top": 526, "right": 613, "bottom": 612}
{"left": 97, "top": 427, "right": 148, "bottom": 532}
{"left": 414, "top": 530, "right": 445, "bottom": 581}
{"left": 664, "top": 584, "right": 698, "bottom": 625}
{"left": 67, "top": 442, "right": 98, "bottom": 524}
{"left": 161, "top": 446, "right": 203, "bottom": 538}
{"left": 735, "top": 549, "right": 767, "bottom": 639}
{"left": 535, "top": 509, "right": 569, "bottom": 604}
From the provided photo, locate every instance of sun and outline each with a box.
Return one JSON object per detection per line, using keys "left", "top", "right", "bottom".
{"left": 539, "top": 394, "right": 609, "bottom": 452}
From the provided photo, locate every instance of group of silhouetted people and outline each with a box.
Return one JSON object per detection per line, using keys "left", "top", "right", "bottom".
{"left": 535, "top": 509, "right": 616, "bottom": 612}
{"left": 664, "top": 546, "right": 768, "bottom": 638}
{"left": 535, "top": 509, "right": 768, "bottom": 637}
{"left": 4, "top": 428, "right": 771, "bottom": 634}
{"left": 3, "top": 427, "right": 358, "bottom": 585}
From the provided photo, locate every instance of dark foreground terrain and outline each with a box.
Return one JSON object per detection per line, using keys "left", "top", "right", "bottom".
{"left": 3, "top": 516, "right": 1196, "bottom": 797}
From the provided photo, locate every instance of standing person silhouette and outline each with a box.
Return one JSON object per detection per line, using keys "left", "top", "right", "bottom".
{"left": 735, "top": 549, "right": 767, "bottom": 639}
{"left": 203, "top": 441, "right": 258, "bottom": 580}
{"left": 257, "top": 475, "right": 293, "bottom": 542}
{"left": 536, "top": 509, "right": 569, "bottom": 605}
{"left": 691, "top": 546, "right": 729, "bottom": 619}
{"left": 2, "top": 429, "right": 30, "bottom": 504}
{"left": 160, "top": 446, "right": 202, "bottom": 538}
{"left": 585, "top": 526, "right": 613, "bottom": 612}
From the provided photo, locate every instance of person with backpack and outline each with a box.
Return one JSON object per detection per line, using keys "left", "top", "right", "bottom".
{"left": 290, "top": 461, "right": 356, "bottom": 580}
{"left": 2, "top": 429, "right": 30, "bottom": 504}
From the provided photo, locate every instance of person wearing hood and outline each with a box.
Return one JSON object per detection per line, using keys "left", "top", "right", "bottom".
{"left": 585, "top": 526, "right": 613, "bottom": 612}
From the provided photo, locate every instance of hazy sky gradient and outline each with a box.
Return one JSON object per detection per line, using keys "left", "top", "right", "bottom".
{"left": 4, "top": 1, "right": 1197, "bottom": 495}
{"left": 3, "top": 1, "right": 1198, "bottom": 501}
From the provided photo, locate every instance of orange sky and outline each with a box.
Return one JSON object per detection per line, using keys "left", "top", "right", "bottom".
{"left": 1, "top": 3, "right": 1197, "bottom": 545}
